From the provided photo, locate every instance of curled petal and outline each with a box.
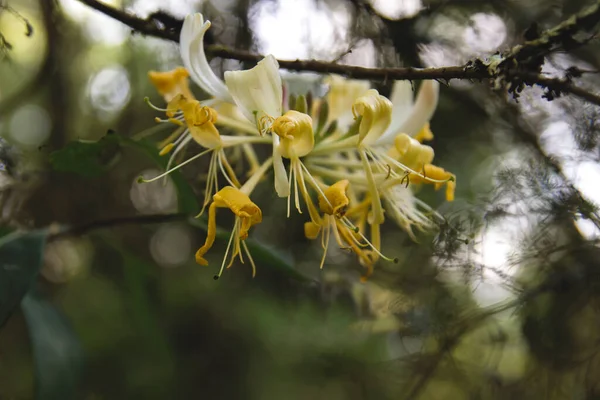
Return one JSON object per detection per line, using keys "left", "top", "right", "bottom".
{"left": 195, "top": 186, "right": 262, "bottom": 266}
{"left": 318, "top": 180, "right": 350, "bottom": 218}
{"left": 181, "top": 100, "right": 222, "bottom": 149}
{"left": 272, "top": 110, "right": 315, "bottom": 158}
{"left": 224, "top": 55, "right": 283, "bottom": 124}
{"left": 324, "top": 75, "right": 370, "bottom": 129}
{"left": 214, "top": 186, "right": 262, "bottom": 237}
{"left": 180, "top": 13, "right": 232, "bottom": 101}
{"left": 352, "top": 89, "right": 393, "bottom": 146}
{"left": 394, "top": 133, "right": 435, "bottom": 170}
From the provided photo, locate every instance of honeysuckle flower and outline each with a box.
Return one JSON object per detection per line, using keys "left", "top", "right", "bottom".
{"left": 303, "top": 180, "right": 396, "bottom": 280}
{"left": 195, "top": 158, "right": 272, "bottom": 279}
{"left": 195, "top": 186, "right": 262, "bottom": 278}
{"left": 140, "top": 11, "right": 459, "bottom": 281}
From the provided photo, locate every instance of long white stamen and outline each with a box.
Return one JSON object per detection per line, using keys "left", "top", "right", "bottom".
{"left": 287, "top": 162, "right": 294, "bottom": 218}
{"left": 138, "top": 147, "right": 213, "bottom": 183}
{"left": 320, "top": 219, "right": 331, "bottom": 269}
{"left": 293, "top": 160, "right": 302, "bottom": 214}
{"left": 216, "top": 218, "right": 239, "bottom": 279}
{"left": 144, "top": 97, "right": 168, "bottom": 112}
{"left": 217, "top": 150, "right": 238, "bottom": 187}
{"left": 359, "top": 148, "right": 384, "bottom": 224}
{"left": 221, "top": 135, "right": 273, "bottom": 147}
{"left": 241, "top": 241, "right": 257, "bottom": 278}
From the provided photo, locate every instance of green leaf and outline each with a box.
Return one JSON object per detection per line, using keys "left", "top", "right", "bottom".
{"left": 49, "top": 132, "right": 198, "bottom": 214}
{"left": 0, "top": 230, "right": 47, "bottom": 328}
{"left": 49, "top": 133, "right": 121, "bottom": 178}
{"left": 21, "top": 292, "right": 83, "bottom": 400}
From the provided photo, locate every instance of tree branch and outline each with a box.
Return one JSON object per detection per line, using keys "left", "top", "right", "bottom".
{"left": 76, "top": 0, "right": 600, "bottom": 106}
{"left": 50, "top": 213, "right": 188, "bottom": 240}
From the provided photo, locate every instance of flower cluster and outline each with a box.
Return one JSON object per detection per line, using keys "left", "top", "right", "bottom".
{"left": 141, "top": 13, "right": 455, "bottom": 281}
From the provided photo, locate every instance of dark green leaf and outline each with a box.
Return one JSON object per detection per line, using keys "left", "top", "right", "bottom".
{"left": 0, "top": 229, "right": 47, "bottom": 328}
{"left": 22, "top": 292, "right": 83, "bottom": 400}
{"left": 49, "top": 132, "right": 198, "bottom": 214}
{"left": 49, "top": 134, "right": 121, "bottom": 177}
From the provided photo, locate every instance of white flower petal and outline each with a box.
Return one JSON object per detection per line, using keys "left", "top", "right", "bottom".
{"left": 271, "top": 133, "right": 290, "bottom": 197}
{"left": 385, "top": 81, "right": 414, "bottom": 136}
{"left": 397, "top": 80, "right": 439, "bottom": 137}
{"left": 180, "top": 13, "right": 232, "bottom": 101}
{"left": 376, "top": 80, "right": 439, "bottom": 146}
{"left": 224, "top": 55, "right": 283, "bottom": 123}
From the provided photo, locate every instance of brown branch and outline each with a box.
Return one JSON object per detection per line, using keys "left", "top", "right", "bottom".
{"left": 75, "top": 0, "right": 600, "bottom": 107}
{"left": 76, "top": 0, "right": 180, "bottom": 41}
{"left": 501, "top": 0, "right": 600, "bottom": 67}
{"left": 50, "top": 213, "right": 188, "bottom": 240}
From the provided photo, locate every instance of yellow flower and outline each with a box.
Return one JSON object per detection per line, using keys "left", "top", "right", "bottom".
{"left": 352, "top": 89, "right": 393, "bottom": 146}
{"left": 196, "top": 186, "right": 262, "bottom": 279}
{"left": 148, "top": 67, "right": 194, "bottom": 102}
{"left": 304, "top": 180, "right": 394, "bottom": 280}
{"left": 179, "top": 97, "right": 222, "bottom": 150}
{"left": 318, "top": 179, "right": 349, "bottom": 218}
{"left": 272, "top": 110, "right": 315, "bottom": 158}
{"left": 323, "top": 75, "right": 370, "bottom": 129}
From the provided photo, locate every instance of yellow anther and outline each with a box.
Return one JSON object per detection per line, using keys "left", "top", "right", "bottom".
{"left": 159, "top": 143, "right": 175, "bottom": 156}
{"left": 168, "top": 118, "right": 184, "bottom": 126}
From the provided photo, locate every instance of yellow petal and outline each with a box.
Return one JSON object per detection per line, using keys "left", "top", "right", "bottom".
{"left": 318, "top": 180, "right": 350, "bottom": 218}
{"left": 324, "top": 75, "right": 370, "bottom": 126}
{"left": 196, "top": 187, "right": 262, "bottom": 267}
{"left": 214, "top": 186, "right": 262, "bottom": 239}
{"left": 394, "top": 133, "right": 435, "bottom": 170}
{"left": 304, "top": 221, "right": 321, "bottom": 240}
{"left": 414, "top": 122, "right": 434, "bottom": 142}
{"left": 181, "top": 100, "right": 222, "bottom": 149}
{"left": 352, "top": 89, "right": 392, "bottom": 146}
{"left": 224, "top": 55, "right": 282, "bottom": 124}
{"left": 148, "top": 67, "right": 194, "bottom": 102}
{"left": 272, "top": 110, "right": 315, "bottom": 158}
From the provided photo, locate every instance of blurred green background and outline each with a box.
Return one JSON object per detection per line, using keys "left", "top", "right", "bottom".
{"left": 1, "top": 0, "right": 600, "bottom": 399}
